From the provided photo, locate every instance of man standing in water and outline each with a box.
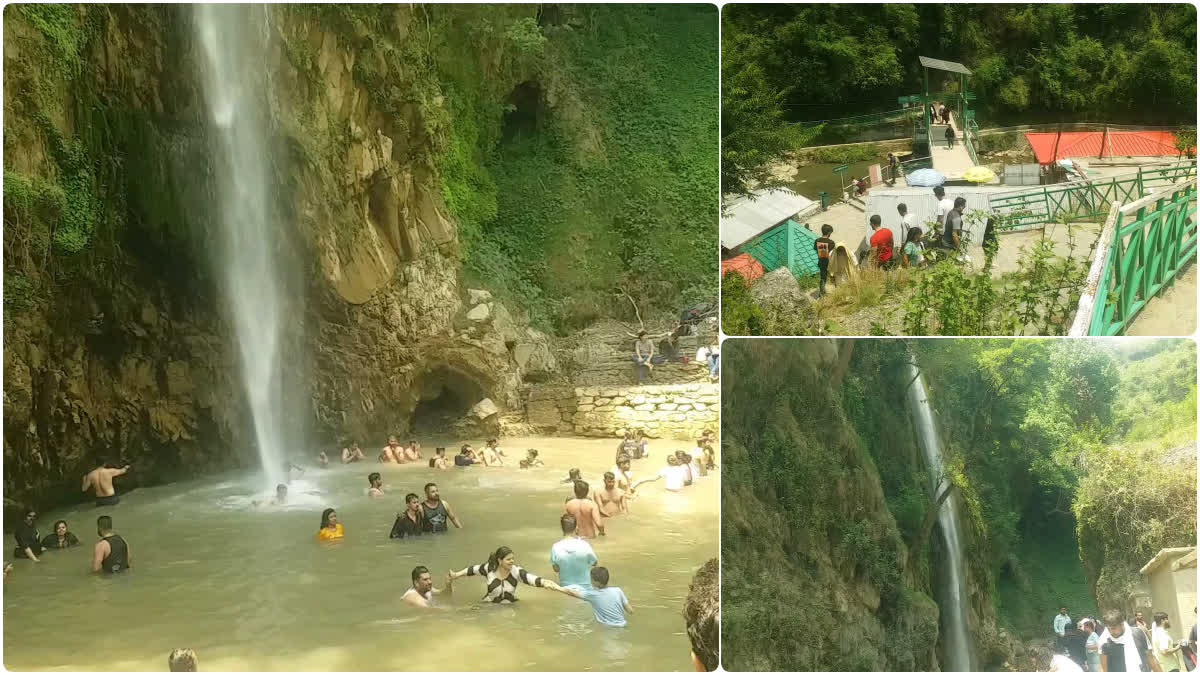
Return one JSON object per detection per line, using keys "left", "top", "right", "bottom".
{"left": 420, "top": 483, "right": 462, "bottom": 533}
{"left": 404, "top": 439, "right": 422, "bottom": 463}
{"left": 596, "top": 472, "right": 628, "bottom": 516}
{"left": 551, "top": 514, "right": 598, "bottom": 590}
{"left": 380, "top": 436, "right": 401, "bottom": 463}
{"left": 402, "top": 565, "right": 449, "bottom": 608}
{"left": 342, "top": 443, "right": 365, "bottom": 463}
{"left": 564, "top": 480, "right": 605, "bottom": 538}
{"left": 367, "top": 473, "right": 385, "bottom": 497}
{"left": 82, "top": 462, "right": 131, "bottom": 506}
{"left": 91, "top": 516, "right": 130, "bottom": 574}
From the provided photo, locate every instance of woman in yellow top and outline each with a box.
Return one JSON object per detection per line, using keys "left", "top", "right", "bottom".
{"left": 317, "top": 508, "right": 344, "bottom": 540}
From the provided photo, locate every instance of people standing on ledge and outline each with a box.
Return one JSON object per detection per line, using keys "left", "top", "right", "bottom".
{"left": 92, "top": 515, "right": 131, "bottom": 573}
{"left": 41, "top": 520, "right": 80, "bottom": 550}
{"left": 82, "top": 462, "right": 131, "bottom": 506}
{"left": 317, "top": 508, "right": 344, "bottom": 541}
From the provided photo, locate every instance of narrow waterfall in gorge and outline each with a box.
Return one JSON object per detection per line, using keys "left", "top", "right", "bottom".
{"left": 905, "top": 359, "right": 974, "bottom": 672}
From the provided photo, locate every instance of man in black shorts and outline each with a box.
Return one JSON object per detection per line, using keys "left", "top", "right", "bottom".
{"left": 814, "top": 224, "right": 836, "bottom": 297}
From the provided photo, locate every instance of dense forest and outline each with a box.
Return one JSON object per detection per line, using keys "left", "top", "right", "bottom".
{"left": 722, "top": 3, "right": 1197, "bottom": 195}
{"left": 723, "top": 338, "right": 1197, "bottom": 670}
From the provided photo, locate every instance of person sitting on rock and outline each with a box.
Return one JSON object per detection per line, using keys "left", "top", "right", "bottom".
{"left": 632, "top": 330, "right": 655, "bottom": 383}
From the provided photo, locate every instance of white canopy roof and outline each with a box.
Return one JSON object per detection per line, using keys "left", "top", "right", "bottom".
{"left": 721, "top": 188, "right": 814, "bottom": 249}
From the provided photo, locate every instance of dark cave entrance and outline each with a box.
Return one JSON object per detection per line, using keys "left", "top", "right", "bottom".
{"left": 409, "top": 366, "right": 486, "bottom": 434}
{"left": 501, "top": 81, "right": 546, "bottom": 142}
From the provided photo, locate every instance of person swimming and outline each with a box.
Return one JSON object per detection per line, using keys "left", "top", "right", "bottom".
{"left": 480, "top": 441, "right": 504, "bottom": 467}
{"left": 519, "top": 449, "right": 545, "bottom": 469}
{"left": 562, "top": 468, "right": 582, "bottom": 484}
{"left": 253, "top": 484, "right": 288, "bottom": 507}
{"left": 447, "top": 546, "right": 575, "bottom": 603}
{"left": 401, "top": 565, "right": 448, "bottom": 608}
{"left": 404, "top": 440, "right": 422, "bottom": 462}
{"left": 454, "top": 445, "right": 476, "bottom": 467}
{"left": 342, "top": 444, "right": 365, "bottom": 463}
{"left": 317, "top": 508, "right": 344, "bottom": 540}
{"left": 390, "top": 494, "right": 424, "bottom": 539}
{"left": 40, "top": 520, "right": 80, "bottom": 550}
{"left": 380, "top": 436, "right": 401, "bottom": 463}
{"left": 429, "top": 447, "right": 449, "bottom": 470}
{"left": 367, "top": 473, "right": 384, "bottom": 497}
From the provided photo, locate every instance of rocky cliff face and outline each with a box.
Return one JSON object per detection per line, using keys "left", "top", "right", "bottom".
{"left": 1, "top": 5, "right": 563, "bottom": 514}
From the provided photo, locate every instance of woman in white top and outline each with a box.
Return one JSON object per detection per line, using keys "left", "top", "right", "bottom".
{"left": 448, "top": 546, "right": 573, "bottom": 604}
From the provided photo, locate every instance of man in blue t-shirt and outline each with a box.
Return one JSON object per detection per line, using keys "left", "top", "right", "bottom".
{"left": 566, "top": 566, "right": 633, "bottom": 627}
{"left": 550, "top": 514, "right": 597, "bottom": 590}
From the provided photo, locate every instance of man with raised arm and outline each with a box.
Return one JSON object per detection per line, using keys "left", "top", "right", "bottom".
{"left": 82, "top": 462, "right": 131, "bottom": 506}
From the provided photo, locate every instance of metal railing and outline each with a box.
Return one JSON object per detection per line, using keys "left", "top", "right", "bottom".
{"left": 1070, "top": 180, "right": 1198, "bottom": 336}
{"left": 964, "top": 119, "right": 981, "bottom": 165}
{"left": 988, "top": 163, "right": 1197, "bottom": 230}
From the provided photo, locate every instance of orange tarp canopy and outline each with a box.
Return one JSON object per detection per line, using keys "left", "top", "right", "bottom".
{"left": 1025, "top": 130, "right": 1189, "bottom": 164}
{"left": 721, "top": 253, "right": 764, "bottom": 283}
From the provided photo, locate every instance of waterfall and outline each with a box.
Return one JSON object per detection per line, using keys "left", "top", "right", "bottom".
{"left": 194, "top": 5, "right": 288, "bottom": 486}
{"left": 905, "top": 360, "right": 974, "bottom": 672}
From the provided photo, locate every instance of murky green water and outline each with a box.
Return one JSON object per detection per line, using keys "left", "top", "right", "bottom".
{"left": 3, "top": 436, "right": 717, "bottom": 671}
{"left": 789, "top": 160, "right": 884, "bottom": 203}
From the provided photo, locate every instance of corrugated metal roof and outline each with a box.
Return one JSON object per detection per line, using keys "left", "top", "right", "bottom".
{"left": 865, "top": 186, "right": 1000, "bottom": 245}
{"left": 919, "top": 56, "right": 972, "bottom": 75}
{"left": 721, "top": 188, "right": 815, "bottom": 249}
{"left": 1025, "top": 131, "right": 1187, "bottom": 164}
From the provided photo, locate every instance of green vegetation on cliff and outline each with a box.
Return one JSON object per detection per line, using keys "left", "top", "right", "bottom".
{"left": 313, "top": 4, "right": 717, "bottom": 330}
{"left": 723, "top": 339, "right": 939, "bottom": 672}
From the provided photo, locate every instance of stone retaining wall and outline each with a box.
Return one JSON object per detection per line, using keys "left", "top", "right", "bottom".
{"left": 524, "top": 383, "right": 718, "bottom": 440}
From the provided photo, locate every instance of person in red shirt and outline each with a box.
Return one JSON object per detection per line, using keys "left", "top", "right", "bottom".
{"left": 868, "top": 215, "right": 895, "bottom": 269}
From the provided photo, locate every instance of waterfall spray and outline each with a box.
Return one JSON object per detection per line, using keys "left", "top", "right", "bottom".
{"left": 905, "top": 360, "right": 974, "bottom": 671}
{"left": 195, "top": 5, "right": 288, "bottom": 486}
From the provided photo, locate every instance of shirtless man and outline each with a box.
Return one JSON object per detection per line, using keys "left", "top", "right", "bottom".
{"left": 342, "top": 443, "right": 365, "bottom": 463}
{"left": 379, "top": 437, "right": 401, "bottom": 463}
{"left": 82, "top": 463, "right": 131, "bottom": 506}
{"left": 611, "top": 456, "right": 635, "bottom": 494}
{"left": 564, "top": 480, "right": 606, "bottom": 538}
{"left": 402, "top": 565, "right": 449, "bottom": 608}
{"left": 480, "top": 442, "right": 504, "bottom": 467}
{"left": 404, "top": 440, "right": 422, "bottom": 463}
{"left": 596, "top": 472, "right": 628, "bottom": 516}
{"left": 485, "top": 439, "right": 505, "bottom": 459}
{"left": 367, "top": 472, "right": 385, "bottom": 497}
{"left": 428, "top": 447, "right": 449, "bottom": 470}
{"left": 92, "top": 515, "right": 131, "bottom": 574}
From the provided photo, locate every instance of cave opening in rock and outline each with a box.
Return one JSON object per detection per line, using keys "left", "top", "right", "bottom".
{"left": 501, "top": 81, "right": 545, "bottom": 143}
{"left": 409, "top": 366, "right": 486, "bottom": 434}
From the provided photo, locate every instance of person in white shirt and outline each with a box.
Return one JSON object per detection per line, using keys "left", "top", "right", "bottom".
{"left": 1055, "top": 606, "right": 1073, "bottom": 638}
{"left": 897, "top": 202, "right": 915, "bottom": 244}
{"left": 934, "top": 186, "right": 954, "bottom": 228}
{"left": 635, "top": 454, "right": 687, "bottom": 492}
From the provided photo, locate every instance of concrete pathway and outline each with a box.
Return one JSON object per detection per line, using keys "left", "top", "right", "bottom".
{"left": 928, "top": 119, "right": 976, "bottom": 180}
{"left": 1125, "top": 264, "right": 1197, "bottom": 336}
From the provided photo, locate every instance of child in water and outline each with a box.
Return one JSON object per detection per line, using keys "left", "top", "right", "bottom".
{"left": 519, "top": 449, "right": 545, "bottom": 469}
{"left": 565, "top": 566, "right": 633, "bottom": 627}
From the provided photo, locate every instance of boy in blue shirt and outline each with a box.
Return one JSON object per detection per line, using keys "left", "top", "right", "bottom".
{"left": 566, "top": 566, "right": 633, "bottom": 627}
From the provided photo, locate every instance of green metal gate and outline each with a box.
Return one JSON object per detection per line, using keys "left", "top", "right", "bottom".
{"left": 989, "top": 163, "right": 1196, "bottom": 229}
{"left": 1071, "top": 181, "right": 1198, "bottom": 336}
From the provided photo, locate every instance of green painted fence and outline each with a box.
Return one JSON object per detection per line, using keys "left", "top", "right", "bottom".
{"left": 989, "top": 163, "right": 1197, "bottom": 229}
{"left": 740, "top": 219, "right": 821, "bottom": 279}
{"left": 1069, "top": 181, "right": 1198, "bottom": 336}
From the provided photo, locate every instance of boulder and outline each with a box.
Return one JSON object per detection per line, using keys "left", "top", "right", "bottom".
{"left": 490, "top": 302, "right": 521, "bottom": 344}
{"left": 465, "top": 303, "right": 490, "bottom": 322}
{"left": 513, "top": 341, "right": 558, "bottom": 381}
{"left": 467, "top": 289, "right": 492, "bottom": 305}
{"left": 751, "top": 267, "right": 809, "bottom": 310}
{"left": 468, "top": 398, "right": 499, "bottom": 420}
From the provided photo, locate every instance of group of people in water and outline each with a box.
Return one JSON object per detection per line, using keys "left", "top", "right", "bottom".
{"left": 1050, "top": 605, "right": 1198, "bottom": 672}
{"left": 303, "top": 428, "right": 717, "bottom": 630}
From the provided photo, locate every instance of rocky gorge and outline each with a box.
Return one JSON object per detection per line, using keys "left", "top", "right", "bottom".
{"left": 2, "top": 4, "right": 718, "bottom": 515}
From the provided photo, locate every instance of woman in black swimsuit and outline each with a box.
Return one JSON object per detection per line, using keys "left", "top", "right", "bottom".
{"left": 447, "top": 546, "right": 575, "bottom": 604}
